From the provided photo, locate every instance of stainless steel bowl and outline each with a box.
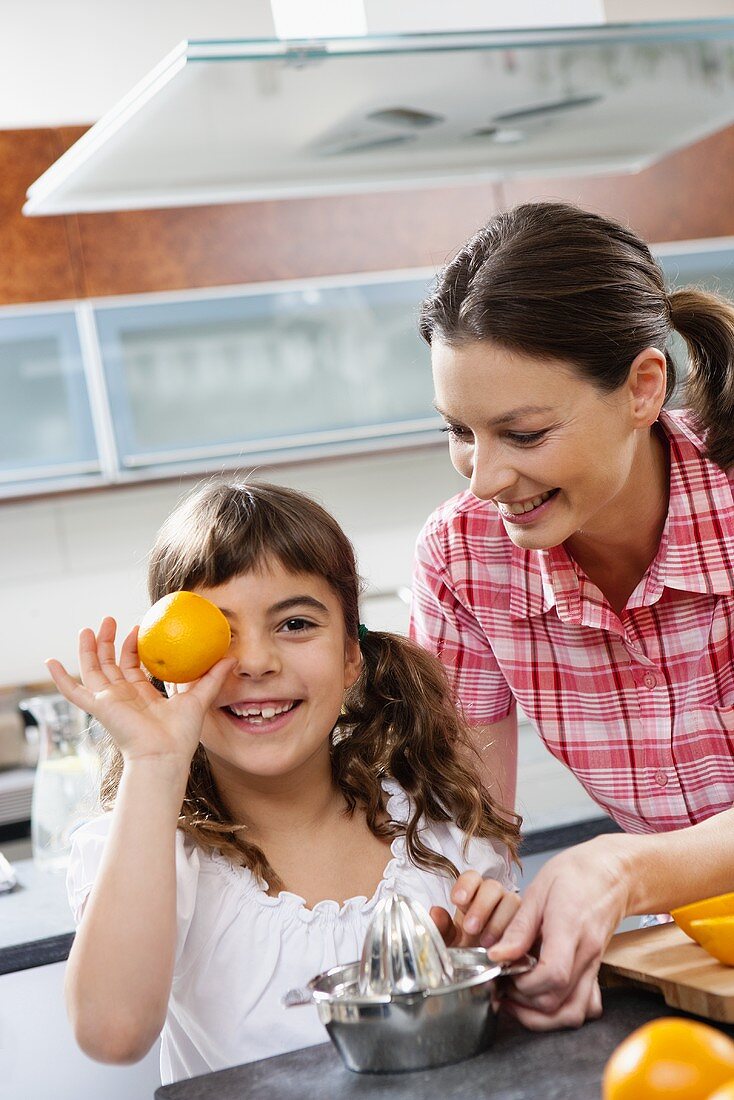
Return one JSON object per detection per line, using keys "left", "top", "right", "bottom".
{"left": 284, "top": 948, "right": 535, "bottom": 1074}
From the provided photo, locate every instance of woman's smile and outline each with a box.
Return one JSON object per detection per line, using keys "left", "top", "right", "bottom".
{"left": 494, "top": 487, "right": 560, "bottom": 522}
{"left": 430, "top": 338, "right": 652, "bottom": 553}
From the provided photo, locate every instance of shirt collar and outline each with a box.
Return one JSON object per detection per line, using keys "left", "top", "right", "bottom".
{"left": 657, "top": 410, "right": 734, "bottom": 597}
{"left": 509, "top": 410, "right": 734, "bottom": 622}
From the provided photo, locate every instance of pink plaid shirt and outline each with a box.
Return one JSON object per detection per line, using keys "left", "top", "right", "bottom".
{"left": 410, "top": 411, "right": 734, "bottom": 835}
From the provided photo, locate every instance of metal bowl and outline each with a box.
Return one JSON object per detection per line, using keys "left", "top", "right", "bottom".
{"left": 284, "top": 948, "right": 535, "bottom": 1074}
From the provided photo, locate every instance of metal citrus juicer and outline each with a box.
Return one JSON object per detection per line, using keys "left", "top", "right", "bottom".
{"left": 284, "top": 892, "right": 535, "bottom": 1073}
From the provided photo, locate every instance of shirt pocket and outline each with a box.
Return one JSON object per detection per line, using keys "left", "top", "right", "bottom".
{"left": 682, "top": 704, "right": 734, "bottom": 756}
{"left": 682, "top": 705, "right": 734, "bottom": 738}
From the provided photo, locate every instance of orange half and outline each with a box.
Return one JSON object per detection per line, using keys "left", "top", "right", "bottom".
{"left": 671, "top": 893, "right": 734, "bottom": 940}
{"left": 689, "top": 917, "right": 734, "bottom": 967}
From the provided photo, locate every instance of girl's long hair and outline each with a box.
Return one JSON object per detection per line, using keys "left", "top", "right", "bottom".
{"left": 419, "top": 201, "right": 734, "bottom": 470}
{"left": 99, "top": 480, "right": 521, "bottom": 890}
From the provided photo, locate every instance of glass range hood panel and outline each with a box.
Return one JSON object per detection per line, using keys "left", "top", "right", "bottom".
{"left": 24, "top": 21, "right": 734, "bottom": 216}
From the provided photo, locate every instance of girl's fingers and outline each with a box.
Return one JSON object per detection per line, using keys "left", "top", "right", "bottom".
{"left": 429, "top": 906, "right": 458, "bottom": 947}
{"left": 480, "top": 890, "right": 522, "bottom": 948}
{"left": 77, "top": 627, "right": 109, "bottom": 690}
{"left": 45, "top": 658, "right": 94, "bottom": 714}
{"left": 489, "top": 887, "right": 544, "bottom": 963}
{"left": 187, "top": 657, "right": 238, "bottom": 709}
{"left": 119, "top": 625, "right": 147, "bottom": 682}
{"left": 459, "top": 878, "right": 506, "bottom": 938}
{"left": 95, "top": 617, "right": 124, "bottom": 683}
{"left": 451, "top": 870, "right": 483, "bottom": 910}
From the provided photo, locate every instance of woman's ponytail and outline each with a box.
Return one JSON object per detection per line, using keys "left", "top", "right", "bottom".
{"left": 669, "top": 288, "right": 734, "bottom": 470}
{"left": 332, "top": 630, "right": 521, "bottom": 878}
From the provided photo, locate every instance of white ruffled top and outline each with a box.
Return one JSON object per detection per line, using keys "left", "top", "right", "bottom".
{"left": 67, "top": 780, "right": 515, "bottom": 1085}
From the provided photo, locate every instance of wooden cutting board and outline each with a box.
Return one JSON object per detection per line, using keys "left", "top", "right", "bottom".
{"left": 600, "top": 922, "right": 734, "bottom": 1022}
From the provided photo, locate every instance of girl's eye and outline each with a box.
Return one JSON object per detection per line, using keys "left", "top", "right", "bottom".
{"left": 506, "top": 430, "right": 548, "bottom": 446}
{"left": 440, "top": 424, "right": 473, "bottom": 441}
{"left": 280, "top": 618, "right": 315, "bottom": 633}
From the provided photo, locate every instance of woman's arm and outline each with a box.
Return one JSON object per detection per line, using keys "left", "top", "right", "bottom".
{"left": 490, "top": 806, "right": 734, "bottom": 1030}
{"left": 65, "top": 757, "right": 188, "bottom": 1063}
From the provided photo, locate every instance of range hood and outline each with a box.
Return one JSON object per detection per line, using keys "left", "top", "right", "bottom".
{"left": 24, "top": 19, "right": 734, "bottom": 216}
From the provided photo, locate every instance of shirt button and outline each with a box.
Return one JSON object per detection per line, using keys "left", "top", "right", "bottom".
{"left": 654, "top": 770, "right": 669, "bottom": 787}
{"left": 643, "top": 672, "right": 658, "bottom": 689}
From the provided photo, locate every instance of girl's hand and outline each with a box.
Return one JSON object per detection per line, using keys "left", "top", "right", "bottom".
{"left": 486, "top": 836, "right": 631, "bottom": 1030}
{"left": 430, "top": 870, "right": 522, "bottom": 949}
{"left": 46, "top": 616, "right": 236, "bottom": 767}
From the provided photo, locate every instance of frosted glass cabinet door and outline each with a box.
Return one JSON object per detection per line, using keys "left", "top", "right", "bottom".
{"left": 657, "top": 244, "right": 734, "bottom": 296}
{"left": 0, "top": 309, "right": 99, "bottom": 488}
{"left": 94, "top": 277, "right": 439, "bottom": 470}
{"left": 655, "top": 243, "right": 734, "bottom": 405}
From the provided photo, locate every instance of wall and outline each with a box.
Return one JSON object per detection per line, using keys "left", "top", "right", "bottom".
{"left": 2, "top": 448, "right": 464, "bottom": 689}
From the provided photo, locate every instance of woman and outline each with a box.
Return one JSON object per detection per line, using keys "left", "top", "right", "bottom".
{"left": 410, "top": 201, "right": 734, "bottom": 1031}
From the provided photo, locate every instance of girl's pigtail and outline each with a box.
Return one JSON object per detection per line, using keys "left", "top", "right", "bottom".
{"left": 669, "top": 288, "right": 734, "bottom": 470}
{"left": 333, "top": 631, "right": 521, "bottom": 881}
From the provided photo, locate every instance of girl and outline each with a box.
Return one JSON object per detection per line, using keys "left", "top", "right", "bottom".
{"left": 48, "top": 480, "right": 521, "bottom": 1085}
{"left": 410, "top": 200, "right": 734, "bottom": 1032}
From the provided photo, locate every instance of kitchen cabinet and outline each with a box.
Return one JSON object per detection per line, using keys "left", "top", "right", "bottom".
{"left": 5, "top": 240, "right": 734, "bottom": 501}
{"left": 4, "top": 270, "right": 438, "bottom": 500}
{"left": 93, "top": 273, "right": 437, "bottom": 473}
{"left": 0, "top": 306, "right": 101, "bottom": 494}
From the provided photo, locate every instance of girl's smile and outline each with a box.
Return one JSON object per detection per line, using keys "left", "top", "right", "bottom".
{"left": 194, "top": 561, "right": 361, "bottom": 779}
{"left": 220, "top": 698, "right": 301, "bottom": 733}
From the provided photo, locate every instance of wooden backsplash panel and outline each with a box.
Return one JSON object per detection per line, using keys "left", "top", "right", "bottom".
{"left": 499, "top": 124, "right": 734, "bottom": 244}
{"left": 0, "top": 129, "right": 81, "bottom": 304}
{"left": 7, "top": 120, "right": 734, "bottom": 304}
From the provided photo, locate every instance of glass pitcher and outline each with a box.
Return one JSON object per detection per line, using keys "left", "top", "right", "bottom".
{"left": 19, "top": 694, "right": 100, "bottom": 872}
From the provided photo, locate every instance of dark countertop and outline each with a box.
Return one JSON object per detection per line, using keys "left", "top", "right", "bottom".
{"left": 155, "top": 988, "right": 722, "bottom": 1099}
{"left": 0, "top": 855, "right": 74, "bottom": 976}
{"left": 1, "top": 816, "right": 621, "bottom": 977}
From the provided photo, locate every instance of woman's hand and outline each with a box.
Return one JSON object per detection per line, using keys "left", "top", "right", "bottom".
{"left": 46, "top": 616, "right": 235, "bottom": 767}
{"left": 430, "top": 870, "right": 522, "bottom": 948}
{"left": 487, "top": 835, "right": 633, "bottom": 1030}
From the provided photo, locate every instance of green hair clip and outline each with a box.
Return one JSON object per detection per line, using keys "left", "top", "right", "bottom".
{"left": 358, "top": 623, "right": 369, "bottom": 641}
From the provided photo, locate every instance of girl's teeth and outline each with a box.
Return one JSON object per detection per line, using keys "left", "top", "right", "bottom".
{"left": 229, "top": 701, "right": 294, "bottom": 720}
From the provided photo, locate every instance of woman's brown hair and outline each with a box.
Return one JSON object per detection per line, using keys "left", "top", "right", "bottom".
{"left": 419, "top": 201, "right": 734, "bottom": 470}
{"left": 99, "top": 480, "right": 520, "bottom": 890}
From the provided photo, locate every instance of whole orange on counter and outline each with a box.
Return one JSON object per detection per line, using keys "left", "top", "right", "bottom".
{"left": 602, "top": 1017, "right": 734, "bottom": 1100}
{"left": 672, "top": 894, "right": 734, "bottom": 941}
{"left": 137, "top": 591, "right": 231, "bottom": 683}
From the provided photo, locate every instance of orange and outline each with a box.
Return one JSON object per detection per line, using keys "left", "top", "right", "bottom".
{"left": 707, "top": 1083, "right": 734, "bottom": 1100}
{"left": 689, "top": 918, "right": 734, "bottom": 967}
{"left": 602, "top": 1017, "right": 734, "bottom": 1100}
{"left": 672, "top": 894, "right": 734, "bottom": 941}
{"left": 137, "top": 591, "right": 231, "bottom": 683}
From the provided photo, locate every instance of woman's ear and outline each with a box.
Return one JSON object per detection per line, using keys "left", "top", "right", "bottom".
{"left": 627, "top": 347, "right": 667, "bottom": 428}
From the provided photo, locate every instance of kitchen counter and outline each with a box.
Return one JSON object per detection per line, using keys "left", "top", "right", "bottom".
{"left": 0, "top": 816, "right": 621, "bottom": 977}
{"left": 155, "top": 988, "right": 723, "bottom": 1099}
{"left": 0, "top": 856, "right": 74, "bottom": 975}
